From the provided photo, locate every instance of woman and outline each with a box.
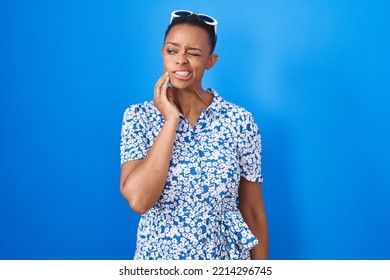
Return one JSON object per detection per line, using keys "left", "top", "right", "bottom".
{"left": 120, "top": 10, "right": 268, "bottom": 260}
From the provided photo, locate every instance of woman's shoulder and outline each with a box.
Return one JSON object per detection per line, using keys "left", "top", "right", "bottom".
{"left": 122, "top": 100, "right": 158, "bottom": 120}
{"left": 123, "top": 100, "right": 154, "bottom": 113}
{"left": 212, "top": 89, "right": 255, "bottom": 121}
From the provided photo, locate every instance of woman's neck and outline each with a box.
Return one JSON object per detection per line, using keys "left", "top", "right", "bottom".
{"left": 172, "top": 87, "right": 214, "bottom": 126}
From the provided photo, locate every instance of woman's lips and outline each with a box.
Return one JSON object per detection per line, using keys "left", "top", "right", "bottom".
{"left": 172, "top": 70, "right": 192, "bottom": 80}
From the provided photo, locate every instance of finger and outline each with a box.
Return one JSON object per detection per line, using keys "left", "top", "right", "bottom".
{"left": 154, "top": 75, "right": 165, "bottom": 99}
{"left": 154, "top": 73, "right": 169, "bottom": 96}
{"left": 155, "top": 76, "right": 169, "bottom": 104}
{"left": 160, "top": 75, "right": 170, "bottom": 100}
{"left": 166, "top": 86, "right": 174, "bottom": 104}
{"left": 154, "top": 74, "right": 164, "bottom": 98}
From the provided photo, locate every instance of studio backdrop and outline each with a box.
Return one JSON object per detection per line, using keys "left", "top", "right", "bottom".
{"left": 1, "top": 0, "right": 389, "bottom": 259}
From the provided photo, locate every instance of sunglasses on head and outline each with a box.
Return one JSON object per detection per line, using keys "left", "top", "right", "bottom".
{"left": 170, "top": 10, "right": 218, "bottom": 34}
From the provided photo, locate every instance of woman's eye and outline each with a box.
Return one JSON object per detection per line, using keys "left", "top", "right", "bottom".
{"left": 166, "top": 49, "right": 177, "bottom": 55}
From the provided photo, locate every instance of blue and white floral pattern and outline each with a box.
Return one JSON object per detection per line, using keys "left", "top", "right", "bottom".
{"left": 120, "top": 89, "right": 263, "bottom": 260}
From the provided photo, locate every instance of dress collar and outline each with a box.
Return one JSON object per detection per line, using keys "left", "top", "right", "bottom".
{"left": 206, "top": 88, "right": 225, "bottom": 115}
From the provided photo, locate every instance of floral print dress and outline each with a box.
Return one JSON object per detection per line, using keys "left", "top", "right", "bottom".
{"left": 120, "top": 89, "right": 263, "bottom": 260}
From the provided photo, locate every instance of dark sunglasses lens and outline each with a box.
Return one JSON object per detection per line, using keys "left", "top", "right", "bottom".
{"left": 199, "top": 15, "right": 215, "bottom": 23}
{"left": 175, "top": 11, "right": 192, "bottom": 17}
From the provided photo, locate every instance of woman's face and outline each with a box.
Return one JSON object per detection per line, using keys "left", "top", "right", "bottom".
{"left": 162, "top": 24, "right": 218, "bottom": 91}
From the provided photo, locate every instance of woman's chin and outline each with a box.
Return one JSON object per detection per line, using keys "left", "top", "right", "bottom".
{"left": 169, "top": 80, "right": 199, "bottom": 92}
{"left": 170, "top": 82, "right": 191, "bottom": 90}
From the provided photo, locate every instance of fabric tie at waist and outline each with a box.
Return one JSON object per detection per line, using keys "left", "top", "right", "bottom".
{"left": 146, "top": 207, "right": 258, "bottom": 259}
{"left": 221, "top": 211, "right": 259, "bottom": 260}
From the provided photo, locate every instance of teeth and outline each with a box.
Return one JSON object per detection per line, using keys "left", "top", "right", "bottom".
{"left": 175, "top": 71, "right": 191, "bottom": 76}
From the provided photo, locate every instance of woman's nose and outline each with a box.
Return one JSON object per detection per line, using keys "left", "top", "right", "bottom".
{"left": 176, "top": 52, "right": 188, "bottom": 65}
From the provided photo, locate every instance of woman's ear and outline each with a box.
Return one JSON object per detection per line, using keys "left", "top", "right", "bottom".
{"left": 206, "top": 54, "right": 218, "bottom": 70}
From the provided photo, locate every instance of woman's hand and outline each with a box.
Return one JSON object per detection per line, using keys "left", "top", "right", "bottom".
{"left": 153, "top": 72, "right": 180, "bottom": 123}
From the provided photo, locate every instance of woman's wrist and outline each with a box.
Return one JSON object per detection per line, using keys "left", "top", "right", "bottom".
{"left": 164, "top": 116, "right": 180, "bottom": 127}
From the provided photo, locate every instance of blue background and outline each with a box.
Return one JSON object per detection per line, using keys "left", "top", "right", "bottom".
{"left": 1, "top": 0, "right": 389, "bottom": 259}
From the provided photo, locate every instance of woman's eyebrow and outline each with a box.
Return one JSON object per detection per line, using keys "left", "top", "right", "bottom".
{"left": 166, "top": 42, "right": 203, "bottom": 52}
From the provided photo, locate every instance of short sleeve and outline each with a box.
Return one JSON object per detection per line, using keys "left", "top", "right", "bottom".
{"left": 120, "top": 104, "right": 149, "bottom": 165}
{"left": 238, "top": 112, "right": 263, "bottom": 182}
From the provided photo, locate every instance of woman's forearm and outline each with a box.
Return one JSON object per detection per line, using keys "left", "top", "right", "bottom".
{"left": 238, "top": 179, "right": 269, "bottom": 260}
{"left": 120, "top": 119, "right": 179, "bottom": 213}
{"left": 247, "top": 212, "right": 268, "bottom": 260}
